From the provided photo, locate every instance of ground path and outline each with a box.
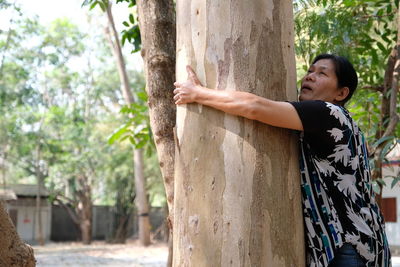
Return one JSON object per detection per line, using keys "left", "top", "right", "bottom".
{"left": 33, "top": 240, "right": 168, "bottom": 267}
{"left": 33, "top": 241, "right": 400, "bottom": 266}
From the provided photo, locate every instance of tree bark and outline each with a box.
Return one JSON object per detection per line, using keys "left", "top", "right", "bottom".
{"left": 76, "top": 174, "right": 93, "bottom": 245}
{"left": 106, "top": 2, "right": 151, "bottom": 246}
{"left": 137, "top": 0, "right": 176, "bottom": 220}
{"left": 0, "top": 201, "right": 36, "bottom": 267}
{"left": 173, "top": 1, "right": 305, "bottom": 266}
{"left": 134, "top": 149, "right": 151, "bottom": 245}
{"left": 35, "top": 144, "right": 45, "bottom": 246}
{"left": 136, "top": 0, "right": 176, "bottom": 261}
{"left": 372, "top": 7, "right": 400, "bottom": 203}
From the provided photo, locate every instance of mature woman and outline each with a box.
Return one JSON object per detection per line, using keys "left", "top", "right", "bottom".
{"left": 173, "top": 54, "right": 391, "bottom": 267}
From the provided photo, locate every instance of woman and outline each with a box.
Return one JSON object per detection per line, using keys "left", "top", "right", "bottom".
{"left": 173, "top": 54, "right": 391, "bottom": 267}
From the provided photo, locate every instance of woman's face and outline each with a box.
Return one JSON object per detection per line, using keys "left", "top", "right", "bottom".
{"left": 300, "top": 59, "right": 347, "bottom": 104}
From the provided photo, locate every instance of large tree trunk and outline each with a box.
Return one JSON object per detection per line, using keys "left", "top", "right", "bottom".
{"left": 0, "top": 201, "right": 36, "bottom": 267}
{"left": 106, "top": 3, "right": 151, "bottom": 246}
{"left": 173, "top": 1, "right": 305, "bottom": 266}
{"left": 136, "top": 0, "right": 176, "bottom": 262}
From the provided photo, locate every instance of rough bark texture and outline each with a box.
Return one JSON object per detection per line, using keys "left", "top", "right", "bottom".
{"left": 0, "top": 201, "right": 36, "bottom": 267}
{"left": 106, "top": 3, "right": 151, "bottom": 246}
{"left": 136, "top": 0, "right": 176, "bottom": 260}
{"left": 137, "top": 0, "right": 176, "bottom": 223}
{"left": 173, "top": 1, "right": 304, "bottom": 266}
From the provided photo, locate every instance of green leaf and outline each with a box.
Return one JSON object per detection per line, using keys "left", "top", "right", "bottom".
{"left": 121, "top": 34, "right": 126, "bottom": 46}
{"left": 372, "top": 135, "right": 394, "bottom": 148}
{"left": 136, "top": 91, "right": 148, "bottom": 102}
{"left": 391, "top": 177, "right": 400, "bottom": 189}
{"left": 123, "top": 21, "right": 129, "bottom": 27}
{"left": 128, "top": 136, "right": 136, "bottom": 145}
{"left": 129, "top": 14, "right": 135, "bottom": 24}
{"left": 376, "top": 178, "right": 386, "bottom": 187}
{"left": 89, "top": 2, "right": 98, "bottom": 10}
{"left": 380, "top": 139, "right": 395, "bottom": 158}
{"left": 135, "top": 138, "right": 147, "bottom": 149}
{"left": 376, "top": 42, "right": 386, "bottom": 52}
{"left": 371, "top": 181, "right": 381, "bottom": 194}
{"left": 108, "top": 125, "right": 130, "bottom": 144}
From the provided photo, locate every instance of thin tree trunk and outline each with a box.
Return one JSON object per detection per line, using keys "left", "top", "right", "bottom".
{"left": 136, "top": 0, "right": 176, "bottom": 261}
{"left": 35, "top": 144, "right": 45, "bottom": 246}
{"left": 0, "top": 201, "right": 36, "bottom": 267}
{"left": 137, "top": 0, "right": 176, "bottom": 219}
{"left": 105, "top": 2, "right": 151, "bottom": 246}
{"left": 77, "top": 175, "right": 93, "bottom": 245}
{"left": 173, "top": 1, "right": 304, "bottom": 266}
{"left": 372, "top": 7, "right": 400, "bottom": 204}
{"left": 134, "top": 149, "right": 151, "bottom": 245}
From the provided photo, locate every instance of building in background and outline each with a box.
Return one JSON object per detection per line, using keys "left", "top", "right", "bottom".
{"left": 382, "top": 145, "right": 400, "bottom": 246}
{"left": 0, "top": 184, "right": 52, "bottom": 245}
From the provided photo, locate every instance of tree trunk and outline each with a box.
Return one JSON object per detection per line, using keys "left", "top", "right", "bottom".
{"left": 80, "top": 218, "right": 92, "bottom": 245}
{"left": 76, "top": 174, "right": 93, "bottom": 245}
{"left": 106, "top": 3, "right": 151, "bottom": 246}
{"left": 137, "top": 0, "right": 176, "bottom": 222}
{"left": 35, "top": 145, "right": 45, "bottom": 246}
{"left": 35, "top": 184, "right": 44, "bottom": 246}
{"left": 112, "top": 215, "right": 129, "bottom": 243}
{"left": 0, "top": 201, "right": 36, "bottom": 267}
{"left": 173, "top": 1, "right": 305, "bottom": 266}
{"left": 134, "top": 149, "right": 151, "bottom": 246}
{"left": 136, "top": 0, "right": 176, "bottom": 260}
{"left": 372, "top": 7, "right": 400, "bottom": 204}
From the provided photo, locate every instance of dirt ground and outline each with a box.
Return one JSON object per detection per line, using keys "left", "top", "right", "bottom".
{"left": 33, "top": 240, "right": 168, "bottom": 267}
{"left": 33, "top": 241, "right": 400, "bottom": 267}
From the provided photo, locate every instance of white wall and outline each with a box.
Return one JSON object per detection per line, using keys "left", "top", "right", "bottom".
{"left": 6, "top": 203, "right": 52, "bottom": 243}
{"left": 382, "top": 162, "right": 400, "bottom": 246}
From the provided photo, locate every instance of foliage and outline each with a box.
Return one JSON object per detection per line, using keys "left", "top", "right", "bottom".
{"left": 294, "top": 0, "right": 400, "bottom": 191}
{"left": 0, "top": 2, "right": 164, "bottom": 214}
{"left": 108, "top": 87, "right": 153, "bottom": 152}
{"left": 82, "top": 0, "right": 141, "bottom": 52}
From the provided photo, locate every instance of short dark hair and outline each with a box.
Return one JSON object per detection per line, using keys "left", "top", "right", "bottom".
{"left": 312, "top": 54, "right": 358, "bottom": 105}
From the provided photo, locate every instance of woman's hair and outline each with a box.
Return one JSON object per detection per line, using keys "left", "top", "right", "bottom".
{"left": 312, "top": 54, "right": 358, "bottom": 105}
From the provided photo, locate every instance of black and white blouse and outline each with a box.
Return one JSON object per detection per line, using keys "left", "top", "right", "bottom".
{"left": 290, "top": 100, "right": 391, "bottom": 267}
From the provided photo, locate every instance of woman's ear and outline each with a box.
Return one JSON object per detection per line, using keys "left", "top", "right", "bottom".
{"left": 335, "top": 87, "right": 350, "bottom": 102}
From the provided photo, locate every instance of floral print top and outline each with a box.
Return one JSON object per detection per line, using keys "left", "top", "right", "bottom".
{"left": 290, "top": 100, "right": 391, "bottom": 267}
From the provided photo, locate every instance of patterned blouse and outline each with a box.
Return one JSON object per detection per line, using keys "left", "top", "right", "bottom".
{"left": 290, "top": 100, "right": 391, "bottom": 267}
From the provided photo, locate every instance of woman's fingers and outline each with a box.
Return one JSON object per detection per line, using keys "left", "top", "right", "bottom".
{"left": 186, "top": 65, "right": 201, "bottom": 85}
{"left": 173, "top": 89, "right": 184, "bottom": 105}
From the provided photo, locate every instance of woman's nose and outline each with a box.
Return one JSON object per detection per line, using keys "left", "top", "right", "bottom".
{"left": 305, "top": 72, "right": 314, "bottom": 81}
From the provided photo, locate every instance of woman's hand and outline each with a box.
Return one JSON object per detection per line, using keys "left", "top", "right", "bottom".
{"left": 174, "top": 66, "right": 203, "bottom": 105}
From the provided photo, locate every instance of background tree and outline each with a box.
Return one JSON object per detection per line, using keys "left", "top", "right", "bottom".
{"left": 294, "top": 0, "right": 400, "bottom": 199}
{"left": 1, "top": 1, "right": 165, "bottom": 246}
{"left": 0, "top": 1, "right": 37, "bottom": 265}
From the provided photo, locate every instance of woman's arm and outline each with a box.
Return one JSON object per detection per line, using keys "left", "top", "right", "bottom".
{"left": 174, "top": 66, "right": 303, "bottom": 131}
